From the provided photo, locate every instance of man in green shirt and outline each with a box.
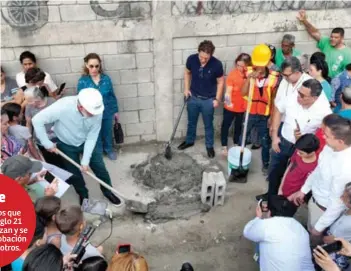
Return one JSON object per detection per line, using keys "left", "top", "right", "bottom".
{"left": 297, "top": 10, "right": 351, "bottom": 78}
{"left": 275, "top": 34, "right": 301, "bottom": 70}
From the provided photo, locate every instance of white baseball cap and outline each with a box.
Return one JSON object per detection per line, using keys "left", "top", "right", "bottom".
{"left": 78, "top": 88, "right": 104, "bottom": 115}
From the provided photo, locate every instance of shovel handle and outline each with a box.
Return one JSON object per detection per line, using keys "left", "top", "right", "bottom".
{"left": 56, "top": 149, "right": 126, "bottom": 204}
{"left": 240, "top": 78, "right": 255, "bottom": 152}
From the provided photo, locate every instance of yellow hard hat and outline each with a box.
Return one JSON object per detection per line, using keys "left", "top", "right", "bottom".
{"left": 251, "top": 44, "right": 272, "bottom": 67}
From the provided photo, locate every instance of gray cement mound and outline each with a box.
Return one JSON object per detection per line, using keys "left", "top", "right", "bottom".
{"left": 132, "top": 153, "right": 210, "bottom": 223}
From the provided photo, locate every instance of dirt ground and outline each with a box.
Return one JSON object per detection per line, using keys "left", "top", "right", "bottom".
{"left": 61, "top": 138, "right": 272, "bottom": 271}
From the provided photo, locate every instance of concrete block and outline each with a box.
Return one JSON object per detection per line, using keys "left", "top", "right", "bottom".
{"left": 121, "top": 97, "right": 138, "bottom": 111}
{"left": 85, "top": 42, "right": 118, "bottom": 55}
{"left": 38, "top": 58, "right": 71, "bottom": 74}
{"left": 14, "top": 46, "right": 51, "bottom": 59}
{"left": 214, "top": 171, "right": 226, "bottom": 206}
{"left": 50, "top": 44, "right": 85, "bottom": 58}
{"left": 141, "top": 134, "right": 156, "bottom": 142}
{"left": 117, "top": 40, "right": 151, "bottom": 54}
{"left": 139, "top": 109, "right": 155, "bottom": 122}
{"left": 126, "top": 122, "right": 154, "bottom": 136}
{"left": 196, "top": 36, "right": 228, "bottom": 47}
{"left": 115, "top": 84, "right": 137, "bottom": 99}
{"left": 137, "top": 82, "right": 154, "bottom": 97}
{"left": 295, "top": 42, "right": 318, "bottom": 56}
{"left": 54, "top": 73, "right": 81, "bottom": 88}
{"left": 130, "top": 2, "right": 151, "bottom": 18}
{"left": 173, "top": 50, "right": 182, "bottom": 66}
{"left": 120, "top": 69, "right": 151, "bottom": 84}
{"left": 136, "top": 53, "right": 153, "bottom": 68}
{"left": 214, "top": 47, "right": 240, "bottom": 62}
{"left": 48, "top": 5, "right": 61, "bottom": 22}
{"left": 119, "top": 111, "right": 139, "bottom": 124}
{"left": 60, "top": 5, "right": 96, "bottom": 21}
{"left": 1, "top": 61, "right": 20, "bottom": 77}
{"left": 173, "top": 92, "right": 184, "bottom": 106}
{"left": 1, "top": 48, "right": 15, "bottom": 61}
{"left": 123, "top": 136, "right": 141, "bottom": 144}
{"left": 182, "top": 49, "right": 195, "bottom": 64}
{"left": 69, "top": 57, "right": 84, "bottom": 73}
{"left": 173, "top": 37, "right": 198, "bottom": 50}
{"left": 255, "top": 32, "right": 281, "bottom": 45}
{"left": 201, "top": 172, "right": 215, "bottom": 206}
{"left": 138, "top": 96, "right": 154, "bottom": 110}
{"left": 228, "top": 33, "right": 256, "bottom": 46}
{"left": 103, "top": 54, "right": 136, "bottom": 71}
{"left": 104, "top": 71, "right": 120, "bottom": 85}
{"left": 173, "top": 79, "right": 182, "bottom": 93}
{"left": 240, "top": 45, "right": 256, "bottom": 55}
{"left": 173, "top": 65, "right": 185, "bottom": 80}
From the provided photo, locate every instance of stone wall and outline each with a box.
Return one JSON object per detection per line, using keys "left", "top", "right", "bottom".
{"left": 1, "top": 1, "right": 351, "bottom": 144}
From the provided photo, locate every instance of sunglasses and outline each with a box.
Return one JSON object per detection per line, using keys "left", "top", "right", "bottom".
{"left": 199, "top": 67, "right": 204, "bottom": 78}
{"left": 88, "top": 65, "right": 100, "bottom": 69}
{"left": 297, "top": 91, "right": 311, "bottom": 99}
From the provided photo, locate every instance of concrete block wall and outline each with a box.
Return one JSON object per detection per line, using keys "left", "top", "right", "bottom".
{"left": 1, "top": 1, "right": 351, "bottom": 143}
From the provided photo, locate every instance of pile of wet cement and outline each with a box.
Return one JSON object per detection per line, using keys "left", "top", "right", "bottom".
{"left": 132, "top": 153, "right": 211, "bottom": 223}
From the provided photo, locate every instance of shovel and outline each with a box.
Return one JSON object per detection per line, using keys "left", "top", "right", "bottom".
{"left": 228, "top": 78, "right": 255, "bottom": 183}
{"left": 164, "top": 97, "right": 188, "bottom": 160}
{"left": 56, "top": 149, "right": 149, "bottom": 214}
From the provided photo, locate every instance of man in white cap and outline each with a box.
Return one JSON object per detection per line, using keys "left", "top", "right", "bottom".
{"left": 32, "top": 88, "right": 121, "bottom": 205}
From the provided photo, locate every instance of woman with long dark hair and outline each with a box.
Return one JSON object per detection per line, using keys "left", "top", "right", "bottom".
{"left": 77, "top": 53, "right": 119, "bottom": 160}
{"left": 309, "top": 57, "right": 332, "bottom": 101}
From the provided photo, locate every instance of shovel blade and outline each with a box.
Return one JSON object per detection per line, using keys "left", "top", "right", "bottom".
{"left": 164, "top": 144, "right": 172, "bottom": 160}
{"left": 228, "top": 167, "right": 249, "bottom": 183}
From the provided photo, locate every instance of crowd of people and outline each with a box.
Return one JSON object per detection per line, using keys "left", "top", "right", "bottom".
{"left": 1, "top": 8, "right": 351, "bottom": 271}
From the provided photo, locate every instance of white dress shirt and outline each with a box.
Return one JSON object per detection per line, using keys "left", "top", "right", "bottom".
{"left": 276, "top": 89, "right": 331, "bottom": 144}
{"left": 244, "top": 216, "right": 314, "bottom": 271}
{"left": 301, "top": 145, "right": 351, "bottom": 232}
{"left": 16, "top": 71, "right": 57, "bottom": 92}
{"left": 275, "top": 73, "right": 312, "bottom": 121}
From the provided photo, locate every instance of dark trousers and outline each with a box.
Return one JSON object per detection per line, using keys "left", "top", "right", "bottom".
{"left": 38, "top": 144, "right": 90, "bottom": 200}
{"left": 220, "top": 108, "right": 244, "bottom": 146}
{"left": 56, "top": 139, "right": 113, "bottom": 199}
{"left": 185, "top": 96, "right": 214, "bottom": 148}
{"left": 97, "top": 118, "right": 114, "bottom": 154}
{"left": 240, "top": 114, "right": 271, "bottom": 168}
{"left": 267, "top": 132, "right": 295, "bottom": 196}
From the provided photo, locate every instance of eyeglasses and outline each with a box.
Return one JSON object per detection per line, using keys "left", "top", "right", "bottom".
{"left": 199, "top": 67, "right": 204, "bottom": 78}
{"left": 88, "top": 65, "right": 100, "bottom": 69}
{"left": 282, "top": 72, "right": 294, "bottom": 78}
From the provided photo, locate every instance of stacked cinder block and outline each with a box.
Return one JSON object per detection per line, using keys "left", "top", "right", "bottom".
{"left": 201, "top": 171, "right": 227, "bottom": 207}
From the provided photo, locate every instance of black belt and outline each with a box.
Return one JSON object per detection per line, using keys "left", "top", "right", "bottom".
{"left": 312, "top": 197, "right": 326, "bottom": 211}
{"left": 193, "top": 95, "right": 214, "bottom": 100}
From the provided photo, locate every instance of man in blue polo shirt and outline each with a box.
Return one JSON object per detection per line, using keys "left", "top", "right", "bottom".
{"left": 178, "top": 40, "right": 224, "bottom": 158}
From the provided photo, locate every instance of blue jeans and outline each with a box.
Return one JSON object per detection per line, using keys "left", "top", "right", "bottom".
{"left": 240, "top": 114, "right": 271, "bottom": 168}
{"left": 97, "top": 118, "right": 114, "bottom": 154}
{"left": 185, "top": 96, "right": 214, "bottom": 148}
{"left": 57, "top": 139, "right": 113, "bottom": 198}
{"left": 267, "top": 129, "right": 295, "bottom": 196}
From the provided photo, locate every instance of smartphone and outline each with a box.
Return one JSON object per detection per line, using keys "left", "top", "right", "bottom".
{"left": 117, "top": 244, "right": 131, "bottom": 254}
{"left": 320, "top": 241, "right": 342, "bottom": 254}
{"left": 295, "top": 119, "right": 300, "bottom": 130}
{"left": 44, "top": 171, "right": 56, "bottom": 183}
{"left": 57, "top": 83, "right": 66, "bottom": 96}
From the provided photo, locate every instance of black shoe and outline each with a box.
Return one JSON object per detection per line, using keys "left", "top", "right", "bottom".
{"left": 251, "top": 144, "right": 261, "bottom": 150}
{"left": 255, "top": 193, "right": 268, "bottom": 202}
{"left": 103, "top": 191, "right": 122, "bottom": 206}
{"left": 178, "top": 141, "right": 194, "bottom": 150}
{"left": 180, "top": 262, "right": 194, "bottom": 271}
{"left": 207, "top": 147, "right": 215, "bottom": 158}
{"left": 79, "top": 196, "right": 89, "bottom": 206}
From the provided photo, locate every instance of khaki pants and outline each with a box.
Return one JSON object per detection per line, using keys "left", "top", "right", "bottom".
{"left": 307, "top": 198, "right": 325, "bottom": 231}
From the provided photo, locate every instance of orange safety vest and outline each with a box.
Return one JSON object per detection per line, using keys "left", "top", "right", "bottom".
{"left": 244, "top": 67, "right": 279, "bottom": 116}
